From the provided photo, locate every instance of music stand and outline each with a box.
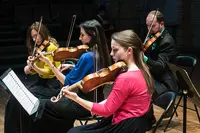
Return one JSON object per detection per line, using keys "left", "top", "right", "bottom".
{"left": 167, "top": 63, "right": 200, "bottom": 133}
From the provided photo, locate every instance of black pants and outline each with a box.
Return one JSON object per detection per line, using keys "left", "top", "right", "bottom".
{"left": 4, "top": 76, "right": 60, "bottom": 133}
{"left": 31, "top": 88, "right": 105, "bottom": 133}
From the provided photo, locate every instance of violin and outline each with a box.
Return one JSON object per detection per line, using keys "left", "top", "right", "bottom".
{"left": 28, "top": 40, "right": 50, "bottom": 62}
{"left": 37, "top": 44, "right": 89, "bottom": 61}
{"left": 51, "top": 61, "right": 127, "bottom": 102}
{"left": 47, "top": 44, "right": 89, "bottom": 61}
{"left": 143, "top": 32, "right": 161, "bottom": 52}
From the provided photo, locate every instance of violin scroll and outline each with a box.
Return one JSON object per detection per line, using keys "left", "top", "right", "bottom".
{"left": 51, "top": 81, "right": 82, "bottom": 102}
{"left": 28, "top": 56, "right": 37, "bottom": 62}
{"left": 51, "top": 87, "right": 65, "bottom": 102}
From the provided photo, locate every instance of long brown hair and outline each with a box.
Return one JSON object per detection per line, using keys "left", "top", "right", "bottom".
{"left": 79, "top": 19, "right": 112, "bottom": 68}
{"left": 26, "top": 21, "right": 59, "bottom": 55}
{"left": 111, "top": 30, "right": 154, "bottom": 93}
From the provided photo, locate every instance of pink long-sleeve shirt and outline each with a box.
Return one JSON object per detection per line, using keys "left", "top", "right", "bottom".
{"left": 91, "top": 70, "right": 152, "bottom": 124}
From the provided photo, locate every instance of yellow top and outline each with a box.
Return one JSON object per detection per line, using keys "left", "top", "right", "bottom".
{"left": 30, "top": 41, "right": 61, "bottom": 79}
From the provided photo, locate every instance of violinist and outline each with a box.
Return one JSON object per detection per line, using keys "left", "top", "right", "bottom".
{"left": 144, "top": 10, "right": 178, "bottom": 131}
{"left": 24, "top": 22, "right": 61, "bottom": 77}
{"left": 30, "top": 19, "right": 112, "bottom": 133}
{"left": 63, "top": 29, "right": 154, "bottom": 133}
{"left": 4, "top": 21, "right": 61, "bottom": 133}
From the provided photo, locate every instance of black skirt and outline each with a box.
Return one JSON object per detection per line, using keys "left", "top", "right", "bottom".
{"left": 68, "top": 115, "right": 148, "bottom": 133}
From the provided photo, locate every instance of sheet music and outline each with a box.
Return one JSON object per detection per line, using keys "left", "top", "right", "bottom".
{"left": 0, "top": 68, "right": 39, "bottom": 115}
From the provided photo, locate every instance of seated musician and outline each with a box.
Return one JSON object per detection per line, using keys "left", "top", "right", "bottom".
{"left": 143, "top": 10, "right": 178, "bottom": 131}
{"left": 63, "top": 29, "right": 154, "bottom": 133}
{"left": 4, "top": 21, "right": 61, "bottom": 133}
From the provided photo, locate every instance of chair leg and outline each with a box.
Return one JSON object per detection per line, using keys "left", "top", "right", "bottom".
{"left": 174, "top": 95, "right": 183, "bottom": 117}
{"left": 79, "top": 120, "right": 84, "bottom": 125}
{"left": 153, "top": 101, "right": 175, "bottom": 133}
{"left": 182, "top": 94, "right": 187, "bottom": 133}
{"left": 152, "top": 114, "right": 164, "bottom": 133}
{"left": 174, "top": 105, "right": 178, "bottom": 117}
{"left": 194, "top": 104, "right": 200, "bottom": 122}
{"left": 164, "top": 95, "right": 183, "bottom": 132}
{"left": 175, "top": 110, "right": 178, "bottom": 117}
{"left": 84, "top": 120, "right": 88, "bottom": 125}
{"left": 79, "top": 120, "right": 89, "bottom": 125}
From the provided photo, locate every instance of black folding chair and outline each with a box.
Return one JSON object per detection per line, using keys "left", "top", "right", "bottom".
{"left": 174, "top": 55, "right": 200, "bottom": 121}
{"left": 151, "top": 91, "right": 177, "bottom": 133}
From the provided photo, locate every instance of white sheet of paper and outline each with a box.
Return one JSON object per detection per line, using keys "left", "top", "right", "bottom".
{"left": 1, "top": 69, "right": 39, "bottom": 115}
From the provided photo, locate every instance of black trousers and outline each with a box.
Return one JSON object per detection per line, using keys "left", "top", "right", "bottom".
{"left": 31, "top": 88, "right": 105, "bottom": 133}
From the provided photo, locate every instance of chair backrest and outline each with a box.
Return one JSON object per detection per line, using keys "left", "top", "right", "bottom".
{"left": 175, "top": 55, "right": 197, "bottom": 78}
{"left": 152, "top": 91, "right": 176, "bottom": 110}
{"left": 167, "top": 63, "right": 200, "bottom": 108}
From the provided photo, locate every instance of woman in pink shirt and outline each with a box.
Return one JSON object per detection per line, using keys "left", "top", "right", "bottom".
{"left": 63, "top": 29, "right": 154, "bottom": 133}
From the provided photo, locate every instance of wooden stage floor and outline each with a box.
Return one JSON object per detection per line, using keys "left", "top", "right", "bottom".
{"left": 1, "top": 88, "right": 200, "bottom": 133}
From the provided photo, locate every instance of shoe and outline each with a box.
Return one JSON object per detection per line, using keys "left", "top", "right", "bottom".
{"left": 146, "top": 115, "right": 156, "bottom": 131}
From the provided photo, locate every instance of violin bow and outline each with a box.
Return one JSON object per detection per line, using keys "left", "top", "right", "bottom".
{"left": 143, "top": 8, "right": 159, "bottom": 46}
{"left": 93, "top": 44, "right": 99, "bottom": 103}
{"left": 32, "top": 16, "right": 43, "bottom": 57}
{"left": 61, "top": 15, "right": 76, "bottom": 67}
{"left": 66, "top": 14, "right": 76, "bottom": 48}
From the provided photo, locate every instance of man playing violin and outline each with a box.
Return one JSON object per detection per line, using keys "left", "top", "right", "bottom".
{"left": 4, "top": 21, "right": 61, "bottom": 133}
{"left": 144, "top": 10, "right": 178, "bottom": 131}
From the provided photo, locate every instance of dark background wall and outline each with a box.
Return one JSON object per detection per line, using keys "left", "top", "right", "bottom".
{"left": 0, "top": 0, "right": 199, "bottom": 74}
